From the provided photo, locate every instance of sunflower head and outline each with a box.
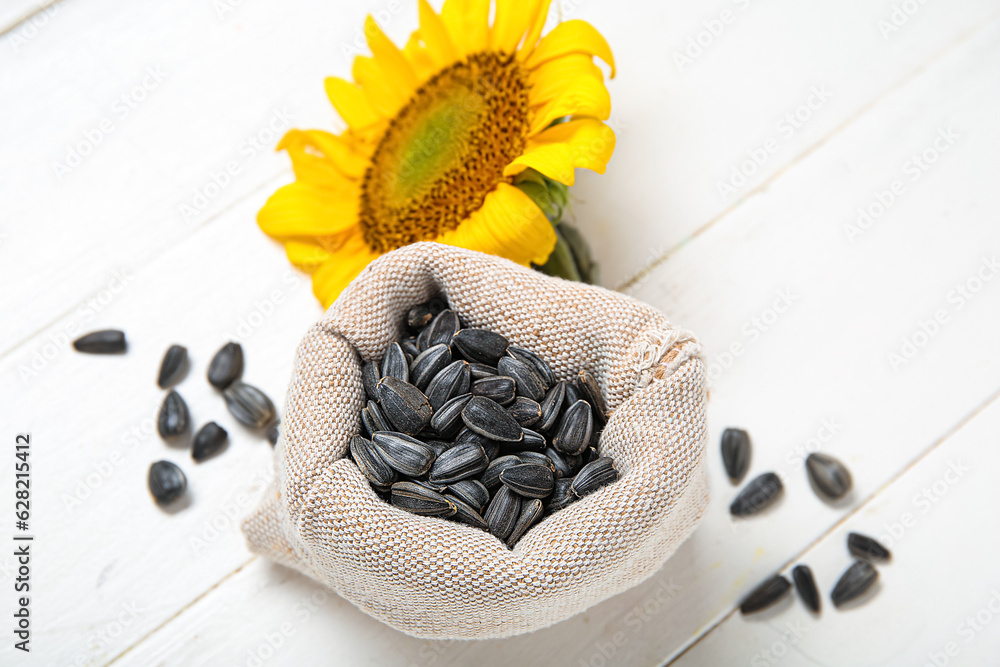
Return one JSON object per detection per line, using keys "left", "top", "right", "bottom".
{"left": 258, "top": 0, "right": 616, "bottom": 307}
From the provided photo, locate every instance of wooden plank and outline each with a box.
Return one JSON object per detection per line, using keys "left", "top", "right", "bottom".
{"left": 88, "top": 17, "right": 1000, "bottom": 667}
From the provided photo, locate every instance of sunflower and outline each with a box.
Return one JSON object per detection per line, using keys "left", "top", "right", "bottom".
{"left": 258, "top": 0, "right": 616, "bottom": 307}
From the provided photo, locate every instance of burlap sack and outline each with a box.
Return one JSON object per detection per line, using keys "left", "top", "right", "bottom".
{"left": 242, "top": 242, "right": 708, "bottom": 639}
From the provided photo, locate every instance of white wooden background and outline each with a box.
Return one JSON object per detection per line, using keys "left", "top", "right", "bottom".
{"left": 2, "top": 0, "right": 999, "bottom": 664}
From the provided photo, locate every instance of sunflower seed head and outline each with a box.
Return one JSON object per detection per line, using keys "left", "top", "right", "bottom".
{"left": 207, "top": 342, "right": 243, "bottom": 389}
{"left": 361, "top": 400, "right": 392, "bottom": 437}
{"left": 538, "top": 381, "right": 567, "bottom": 432}
{"left": 378, "top": 376, "right": 432, "bottom": 435}
{"left": 452, "top": 328, "right": 509, "bottom": 365}
{"left": 429, "top": 393, "right": 473, "bottom": 438}
{"left": 73, "top": 329, "right": 127, "bottom": 354}
{"left": 506, "top": 498, "right": 544, "bottom": 548}
{"left": 507, "top": 346, "right": 556, "bottom": 387}
{"left": 391, "top": 481, "right": 456, "bottom": 517}
{"left": 371, "top": 432, "right": 436, "bottom": 477}
{"left": 192, "top": 422, "right": 228, "bottom": 462}
{"left": 425, "top": 360, "right": 471, "bottom": 411}
{"left": 362, "top": 360, "right": 381, "bottom": 400}
{"left": 410, "top": 344, "right": 453, "bottom": 391}
{"left": 469, "top": 362, "right": 498, "bottom": 380}
{"left": 500, "top": 463, "right": 554, "bottom": 499}
{"left": 847, "top": 532, "right": 891, "bottom": 562}
{"left": 447, "top": 479, "right": 490, "bottom": 511}
{"left": 806, "top": 452, "right": 853, "bottom": 500}
{"left": 721, "top": 428, "right": 751, "bottom": 483}
{"left": 407, "top": 304, "right": 433, "bottom": 330}
{"left": 157, "top": 390, "right": 190, "bottom": 438}
{"left": 740, "top": 574, "right": 792, "bottom": 614}
{"left": 428, "top": 443, "right": 489, "bottom": 485}
{"left": 484, "top": 486, "right": 520, "bottom": 541}
{"left": 462, "top": 396, "right": 524, "bottom": 442}
{"left": 445, "top": 495, "right": 489, "bottom": 530}
{"left": 381, "top": 342, "right": 409, "bottom": 383}
{"left": 571, "top": 457, "right": 618, "bottom": 497}
{"left": 157, "top": 345, "right": 188, "bottom": 388}
{"left": 507, "top": 396, "right": 542, "bottom": 428}
{"left": 497, "top": 356, "right": 546, "bottom": 402}
{"left": 148, "top": 461, "right": 186, "bottom": 505}
{"left": 350, "top": 435, "right": 398, "bottom": 487}
{"left": 426, "top": 309, "right": 461, "bottom": 349}
{"left": 792, "top": 565, "right": 820, "bottom": 613}
{"left": 552, "top": 399, "right": 593, "bottom": 455}
{"left": 576, "top": 370, "right": 608, "bottom": 424}
{"left": 730, "top": 472, "right": 784, "bottom": 517}
{"left": 472, "top": 376, "right": 516, "bottom": 405}
{"left": 831, "top": 560, "right": 879, "bottom": 607}
{"left": 481, "top": 455, "right": 522, "bottom": 493}
{"left": 223, "top": 381, "right": 276, "bottom": 429}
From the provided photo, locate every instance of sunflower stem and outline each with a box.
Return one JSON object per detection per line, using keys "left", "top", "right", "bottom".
{"left": 539, "top": 226, "right": 582, "bottom": 282}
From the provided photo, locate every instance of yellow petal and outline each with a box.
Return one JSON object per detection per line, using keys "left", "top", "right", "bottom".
{"left": 293, "top": 129, "right": 370, "bottom": 179}
{"left": 527, "top": 52, "right": 603, "bottom": 108}
{"left": 525, "top": 20, "right": 616, "bottom": 78}
{"left": 364, "top": 16, "right": 419, "bottom": 93}
{"left": 284, "top": 240, "right": 334, "bottom": 274}
{"left": 278, "top": 129, "right": 368, "bottom": 185}
{"left": 506, "top": 118, "right": 616, "bottom": 184}
{"left": 311, "top": 232, "right": 380, "bottom": 308}
{"left": 258, "top": 181, "right": 359, "bottom": 239}
{"left": 504, "top": 142, "right": 574, "bottom": 185}
{"left": 352, "top": 55, "right": 407, "bottom": 117}
{"left": 491, "top": 0, "right": 539, "bottom": 53}
{"left": 518, "top": 0, "right": 553, "bottom": 58}
{"left": 324, "top": 77, "right": 383, "bottom": 130}
{"left": 529, "top": 74, "right": 611, "bottom": 134}
{"left": 402, "top": 33, "right": 440, "bottom": 80}
{"left": 417, "top": 0, "right": 458, "bottom": 67}
{"left": 440, "top": 0, "right": 489, "bottom": 56}
{"left": 437, "top": 183, "right": 556, "bottom": 266}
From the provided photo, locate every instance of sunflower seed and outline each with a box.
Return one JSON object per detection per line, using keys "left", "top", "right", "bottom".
{"left": 350, "top": 435, "right": 398, "bottom": 487}
{"left": 407, "top": 304, "right": 434, "bottom": 330}
{"left": 517, "top": 451, "right": 555, "bottom": 472}
{"left": 507, "top": 345, "right": 555, "bottom": 387}
{"left": 462, "top": 396, "right": 524, "bottom": 442}
{"left": 426, "top": 309, "right": 460, "bottom": 349}
{"left": 507, "top": 396, "right": 542, "bottom": 428}
{"left": 410, "top": 344, "right": 452, "bottom": 390}
{"left": 452, "top": 328, "right": 509, "bottom": 365}
{"left": 564, "top": 382, "right": 582, "bottom": 408}
{"left": 208, "top": 342, "right": 243, "bottom": 389}
{"left": 481, "top": 455, "right": 522, "bottom": 493}
{"left": 378, "top": 376, "right": 432, "bottom": 435}
{"left": 730, "top": 472, "right": 783, "bottom": 517}
{"left": 792, "top": 564, "right": 820, "bottom": 613}
{"left": 806, "top": 452, "right": 853, "bottom": 500}
{"left": 362, "top": 360, "right": 381, "bottom": 399}
{"left": 740, "top": 574, "right": 792, "bottom": 614}
{"left": 391, "top": 481, "right": 456, "bottom": 517}
{"left": 413, "top": 477, "right": 448, "bottom": 493}
{"left": 148, "top": 461, "right": 186, "bottom": 505}
{"left": 223, "top": 381, "right": 276, "bottom": 429}
{"left": 721, "top": 428, "right": 751, "bottom": 484}
{"left": 371, "top": 432, "right": 436, "bottom": 476}
{"left": 571, "top": 457, "right": 618, "bottom": 497}
{"left": 847, "top": 532, "right": 891, "bottom": 562}
{"left": 425, "top": 360, "right": 471, "bottom": 411}
{"left": 417, "top": 324, "right": 433, "bottom": 351}
{"left": 484, "top": 486, "right": 520, "bottom": 540}
{"left": 157, "top": 345, "right": 188, "bottom": 388}
{"left": 831, "top": 560, "right": 878, "bottom": 607}
{"left": 472, "top": 375, "right": 516, "bottom": 405}
{"left": 381, "top": 342, "right": 409, "bottom": 383}
{"left": 538, "top": 382, "right": 567, "bottom": 432}
{"left": 498, "top": 357, "right": 545, "bottom": 401}
{"left": 545, "top": 447, "right": 574, "bottom": 478}
{"left": 157, "top": 390, "right": 190, "bottom": 438}
{"left": 428, "top": 443, "right": 489, "bottom": 485}
{"left": 583, "top": 446, "right": 600, "bottom": 464}
{"left": 192, "top": 422, "right": 228, "bottom": 462}
{"left": 266, "top": 420, "right": 280, "bottom": 446}
{"left": 445, "top": 494, "right": 489, "bottom": 530}
{"left": 401, "top": 338, "right": 420, "bottom": 359}
{"left": 576, "top": 370, "right": 608, "bottom": 424}
{"left": 73, "top": 329, "right": 127, "bottom": 354}
{"left": 361, "top": 400, "right": 392, "bottom": 436}
{"left": 430, "top": 393, "right": 473, "bottom": 438}
{"left": 552, "top": 399, "right": 593, "bottom": 455}
{"left": 469, "top": 363, "right": 498, "bottom": 380}
{"left": 447, "top": 479, "right": 490, "bottom": 511}
{"left": 425, "top": 440, "right": 451, "bottom": 457}
{"left": 500, "top": 463, "right": 554, "bottom": 499}
{"left": 507, "top": 498, "right": 544, "bottom": 547}
{"left": 427, "top": 297, "right": 446, "bottom": 315}
{"left": 547, "top": 478, "right": 576, "bottom": 513}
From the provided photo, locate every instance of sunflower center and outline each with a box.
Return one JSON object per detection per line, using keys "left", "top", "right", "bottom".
{"left": 358, "top": 51, "right": 530, "bottom": 253}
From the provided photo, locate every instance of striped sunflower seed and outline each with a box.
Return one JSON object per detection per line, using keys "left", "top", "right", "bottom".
{"left": 537, "top": 381, "right": 567, "bottom": 432}
{"left": 447, "top": 479, "right": 490, "bottom": 511}
{"left": 157, "top": 390, "right": 190, "bottom": 438}
{"left": 157, "top": 344, "right": 188, "bottom": 388}
{"left": 407, "top": 304, "right": 433, "bottom": 330}
{"left": 506, "top": 498, "right": 544, "bottom": 547}
{"left": 469, "top": 362, "right": 498, "bottom": 380}
{"left": 381, "top": 342, "right": 409, "bottom": 383}
{"left": 507, "top": 345, "right": 556, "bottom": 387}
{"left": 545, "top": 447, "right": 574, "bottom": 478}
{"left": 806, "top": 452, "right": 853, "bottom": 500}
{"left": 563, "top": 382, "right": 582, "bottom": 408}
{"left": 371, "top": 432, "right": 436, "bottom": 477}
{"left": 552, "top": 399, "right": 593, "bottom": 456}
{"left": 500, "top": 463, "right": 554, "bottom": 499}
{"left": 507, "top": 396, "right": 542, "bottom": 428}
{"left": 498, "top": 356, "right": 545, "bottom": 401}
{"left": 445, "top": 494, "right": 489, "bottom": 530}
{"left": 730, "top": 472, "right": 783, "bottom": 517}
{"left": 361, "top": 400, "right": 392, "bottom": 436}
{"left": 576, "top": 370, "right": 608, "bottom": 424}
{"left": 571, "top": 457, "right": 618, "bottom": 497}
{"left": 362, "top": 360, "right": 381, "bottom": 399}
{"left": 401, "top": 338, "right": 420, "bottom": 359}
{"left": 426, "top": 309, "right": 460, "bottom": 349}
{"left": 410, "top": 343, "right": 452, "bottom": 390}
{"left": 350, "top": 435, "right": 398, "bottom": 487}
{"left": 413, "top": 477, "right": 448, "bottom": 493}
{"left": 429, "top": 393, "right": 473, "bottom": 438}
{"left": 452, "top": 328, "right": 509, "bottom": 365}
{"left": 192, "top": 422, "right": 228, "bottom": 462}
{"left": 521, "top": 428, "right": 546, "bottom": 451}
{"left": 73, "top": 329, "right": 127, "bottom": 354}
{"left": 847, "top": 532, "right": 891, "bottom": 562}
{"left": 547, "top": 478, "right": 576, "bottom": 514}
{"left": 207, "top": 342, "right": 243, "bottom": 389}
{"left": 472, "top": 376, "right": 516, "bottom": 406}
{"left": 792, "top": 564, "right": 820, "bottom": 613}
{"left": 425, "top": 360, "right": 471, "bottom": 411}
{"left": 740, "top": 574, "right": 792, "bottom": 614}
{"left": 425, "top": 440, "right": 451, "bottom": 457}
{"left": 517, "top": 451, "right": 555, "bottom": 472}
{"left": 721, "top": 428, "right": 751, "bottom": 484}
{"left": 484, "top": 486, "right": 520, "bottom": 541}
{"left": 481, "top": 455, "right": 522, "bottom": 493}
{"left": 454, "top": 427, "right": 500, "bottom": 460}
{"left": 462, "top": 396, "right": 524, "bottom": 442}
{"left": 148, "top": 460, "right": 186, "bottom": 505}
{"left": 391, "top": 481, "right": 456, "bottom": 517}
{"left": 428, "top": 443, "right": 489, "bottom": 485}
{"left": 223, "top": 381, "right": 276, "bottom": 429}
{"left": 831, "top": 560, "right": 878, "bottom": 607}
{"left": 378, "top": 376, "right": 432, "bottom": 435}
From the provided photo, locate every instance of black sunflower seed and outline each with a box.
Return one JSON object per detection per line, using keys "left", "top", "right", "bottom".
{"left": 730, "top": 472, "right": 783, "bottom": 517}
{"left": 806, "top": 453, "right": 853, "bottom": 500}
{"left": 576, "top": 370, "right": 608, "bottom": 424}
{"left": 847, "top": 532, "right": 891, "bottom": 562}
{"left": 413, "top": 477, "right": 448, "bottom": 492}
{"left": 223, "top": 381, "right": 276, "bottom": 429}
{"left": 500, "top": 463, "right": 554, "bottom": 499}
{"left": 445, "top": 494, "right": 489, "bottom": 530}
{"left": 740, "top": 574, "right": 792, "bottom": 614}
{"left": 192, "top": 422, "right": 228, "bottom": 462}
{"left": 148, "top": 461, "right": 186, "bottom": 505}
{"left": 507, "top": 396, "right": 542, "bottom": 428}
{"left": 831, "top": 560, "right": 879, "bottom": 607}
{"left": 350, "top": 435, "right": 398, "bottom": 487}
{"left": 721, "top": 428, "right": 751, "bottom": 484}
{"left": 430, "top": 393, "right": 472, "bottom": 438}
{"left": 378, "top": 376, "right": 432, "bottom": 435}
{"left": 547, "top": 478, "right": 576, "bottom": 513}
{"left": 571, "top": 457, "right": 618, "bottom": 497}
{"left": 792, "top": 564, "right": 820, "bottom": 613}
{"left": 391, "top": 481, "right": 456, "bottom": 517}
{"left": 425, "top": 439, "right": 451, "bottom": 457}
{"left": 266, "top": 420, "right": 280, "bottom": 446}
{"left": 517, "top": 428, "right": 546, "bottom": 452}
{"left": 472, "top": 376, "right": 516, "bottom": 405}
{"left": 401, "top": 338, "right": 420, "bottom": 359}
{"left": 507, "top": 345, "right": 556, "bottom": 387}
{"left": 497, "top": 356, "right": 546, "bottom": 402}
{"left": 157, "top": 390, "right": 190, "bottom": 438}
{"left": 481, "top": 455, "right": 522, "bottom": 493}
{"left": 469, "top": 363, "right": 498, "bottom": 380}
{"left": 538, "top": 381, "right": 567, "bottom": 432}
{"left": 381, "top": 342, "right": 409, "bottom": 383}
{"left": 361, "top": 400, "right": 392, "bottom": 436}
{"left": 426, "top": 297, "right": 446, "bottom": 315}
{"left": 484, "top": 486, "right": 520, "bottom": 540}
{"left": 564, "top": 381, "right": 582, "bottom": 408}
{"left": 462, "top": 396, "right": 523, "bottom": 442}
{"left": 425, "top": 309, "right": 461, "bottom": 349}
{"left": 371, "top": 431, "right": 436, "bottom": 476}
{"left": 452, "top": 329, "right": 509, "bottom": 365}
{"left": 447, "top": 479, "right": 490, "bottom": 511}
{"left": 507, "top": 498, "right": 544, "bottom": 547}
{"left": 517, "top": 451, "right": 555, "bottom": 472}
{"left": 428, "top": 442, "right": 489, "bottom": 485}
{"left": 73, "top": 329, "right": 126, "bottom": 354}
{"left": 157, "top": 344, "right": 188, "bottom": 388}
{"left": 362, "top": 360, "right": 381, "bottom": 399}
{"left": 545, "top": 447, "right": 574, "bottom": 478}
{"left": 207, "top": 342, "right": 243, "bottom": 389}
{"left": 407, "top": 304, "right": 434, "bottom": 330}
{"left": 552, "top": 399, "right": 593, "bottom": 455}
{"left": 410, "top": 344, "right": 452, "bottom": 390}
{"left": 424, "top": 360, "right": 471, "bottom": 411}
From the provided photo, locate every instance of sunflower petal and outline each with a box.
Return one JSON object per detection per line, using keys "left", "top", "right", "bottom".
{"left": 352, "top": 55, "right": 407, "bottom": 116}
{"left": 311, "top": 232, "right": 381, "bottom": 308}
{"left": 324, "top": 77, "right": 383, "bottom": 130}
{"left": 258, "top": 182, "right": 359, "bottom": 239}
{"left": 441, "top": 0, "right": 489, "bottom": 56}
{"left": 418, "top": 0, "right": 458, "bottom": 67}
{"left": 437, "top": 183, "right": 556, "bottom": 266}
{"left": 518, "top": 0, "right": 553, "bottom": 58}
{"left": 506, "top": 118, "right": 615, "bottom": 184}
{"left": 529, "top": 74, "right": 611, "bottom": 134}
{"left": 293, "top": 130, "right": 370, "bottom": 179}
{"left": 283, "top": 240, "right": 334, "bottom": 273}
{"left": 528, "top": 53, "right": 603, "bottom": 107}
{"left": 364, "top": 16, "right": 419, "bottom": 93}
{"left": 402, "top": 32, "right": 440, "bottom": 80}
{"left": 504, "top": 143, "right": 574, "bottom": 185}
{"left": 525, "top": 20, "right": 616, "bottom": 78}
{"left": 278, "top": 129, "right": 366, "bottom": 185}
{"left": 491, "top": 0, "right": 540, "bottom": 53}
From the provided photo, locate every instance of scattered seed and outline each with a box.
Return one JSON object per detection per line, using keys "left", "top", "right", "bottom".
{"left": 847, "top": 532, "right": 891, "bottom": 562}
{"left": 472, "top": 375, "right": 517, "bottom": 405}
{"left": 452, "top": 328, "right": 509, "bottom": 365}
{"left": 378, "top": 376, "right": 432, "bottom": 435}
{"left": 207, "top": 342, "right": 243, "bottom": 389}
{"left": 428, "top": 443, "right": 489, "bottom": 485}
{"left": 730, "top": 472, "right": 783, "bottom": 517}
{"left": 792, "top": 564, "right": 820, "bottom": 613}
{"left": 462, "top": 396, "right": 524, "bottom": 442}
{"left": 500, "top": 463, "right": 554, "bottom": 499}
{"left": 721, "top": 428, "right": 751, "bottom": 484}
{"left": 447, "top": 479, "right": 490, "bottom": 511}
{"left": 192, "top": 422, "right": 228, "bottom": 462}
{"left": 552, "top": 399, "right": 593, "bottom": 456}
{"left": 740, "top": 574, "right": 792, "bottom": 614}
{"left": 381, "top": 342, "right": 409, "bottom": 383}
{"left": 571, "top": 457, "right": 618, "bottom": 497}
{"left": 157, "top": 345, "right": 188, "bottom": 388}
{"left": 371, "top": 432, "right": 436, "bottom": 477}
{"left": 507, "top": 345, "right": 556, "bottom": 387}
{"left": 391, "top": 481, "right": 456, "bottom": 517}
{"left": 157, "top": 390, "right": 190, "bottom": 438}
{"left": 498, "top": 356, "right": 545, "bottom": 401}
{"left": 831, "top": 560, "right": 878, "bottom": 607}
{"left": 223, "top": 381, "right": 276, "bottom": 429}
{"left": 429, "top": 393, "right": 473, "bottom": 438}
{"left": 806, "top": 453, "right": 853, "bottom": 500}
{"left": 149, "top": 461, "right": 186, "bottom": 505}
{"left": 410, "top": 344, "right": 452, "bottom": 390}
{"left": 484, "top": 486, "right": 520, "bottom": 541}
{"left": 351, "top": 435, "right": 398, "bottom": 487}
{"left": 73, "top": 329, "right": 127, "bottom": 354}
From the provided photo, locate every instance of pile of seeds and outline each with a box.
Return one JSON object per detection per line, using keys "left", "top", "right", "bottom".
{"left": 348, "top": 298, "right": 619, "bottom": 548}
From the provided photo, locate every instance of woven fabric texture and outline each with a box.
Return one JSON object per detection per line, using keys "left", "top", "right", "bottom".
{"left": 242, "top": 242, "right": 709, "bottom": 639}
